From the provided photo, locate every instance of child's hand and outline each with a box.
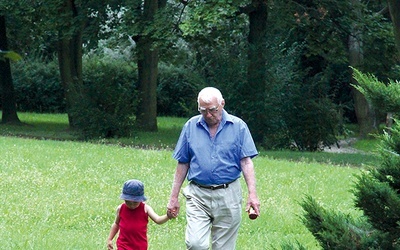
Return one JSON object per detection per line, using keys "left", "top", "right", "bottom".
{"left": 107, "top": 240, "right": 114, "bottom": 250}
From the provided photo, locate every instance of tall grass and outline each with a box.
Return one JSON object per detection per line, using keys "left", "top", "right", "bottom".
{"left": 0, "top": 112, "right": 375, "bottom": 249}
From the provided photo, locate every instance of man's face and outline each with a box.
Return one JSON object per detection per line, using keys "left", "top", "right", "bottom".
{"left": 198, "top": 97, "right": 224, "bottom": 127}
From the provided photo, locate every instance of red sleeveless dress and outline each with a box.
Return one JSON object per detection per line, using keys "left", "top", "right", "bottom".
{"left": 117, "top": 202, "right": 149, "bottom": 250}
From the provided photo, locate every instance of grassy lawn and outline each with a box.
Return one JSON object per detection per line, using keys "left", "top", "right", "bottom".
{"left": 0, "top": 112, "right": 184, "bottom": 149}
{"left": 0, "top": 112, "right": 379, "bottom": 249}
{"left": 0, "top": 112, "right": 380, "bottom": 166}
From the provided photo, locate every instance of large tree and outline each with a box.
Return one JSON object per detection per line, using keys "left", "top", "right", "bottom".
{"left": 169, "top": 0, "right": 270, "bottom": 142}
{"left": 110, "top": 0, "right": 173, "bottom": 132}
{"left": 388, "top": 0, "right": 400, "bottom": 56}
{"left": 0, "top": 0, "right": 33, "bottom": 124}
{"left": 0, "top": 0, "right": 109, "bottom": 127}
{"left": 31, "top": 0, "right": 124, "bottom": 129}
{"left": 238, "top": 0, "right": 269, "bottom": 143}
{"left": 2, "top": 0, "right": 174, "bottom": 134}
{"left": 0, "top": 15, "right": 21, "bottom": 124}
{"left": 55, "top": 0, "right": 85, "bottom": 127}
{"left": 349, "top": 0, "right": 377, "bottom": 138}
{"left": 132, "top": 0, "right": 168, "bottom": 131}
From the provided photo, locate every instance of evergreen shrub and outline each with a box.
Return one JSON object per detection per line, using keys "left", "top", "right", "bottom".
{"left": 299, "top": 121, "right": 400, "bottom": 249}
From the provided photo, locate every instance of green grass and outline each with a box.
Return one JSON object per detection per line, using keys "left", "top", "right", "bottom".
{"left": 353, "top": 138, "right": 381, "bottom": 153}
{"left": 0, "top": 112, "right": 184, "bottom": 149}
{"left": 110, "top": 116, "right": 185, "bottom": 150}
{"left": 0, "top": 136, "right": 362, "bottom": 249}
{"left": 0, "top": 112, "right": 380, "bottom": 249}
{"left": 0, "top": 112, "right": 74, "bottom": 140}
{"left": 0, "top": 112, "right": 380, "bottom": 166}
{"left": 261, "top": 150, "right": 379, "bottom": 167}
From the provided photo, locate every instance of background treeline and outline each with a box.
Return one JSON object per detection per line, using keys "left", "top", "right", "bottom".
{"left": 1, "top": 0, "right": 399, "bottom": 150}
{"left": 11, "top": 55, "right": 201, "bottom": 117}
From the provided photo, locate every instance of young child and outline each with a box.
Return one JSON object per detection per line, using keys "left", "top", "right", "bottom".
{"left": 107, "top": 179, "right": 172, "bottom": 250}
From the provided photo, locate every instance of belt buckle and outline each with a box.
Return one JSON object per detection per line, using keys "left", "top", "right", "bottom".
{"left": 191, "top": 181, "right": 229, "bottom": 190}
{"left": 211, "top": 183, "right": 227, "bottom": 190}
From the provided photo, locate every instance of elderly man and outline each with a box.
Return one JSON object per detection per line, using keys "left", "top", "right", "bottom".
{"left": 167, "top": 87, "right": 260, "bottom": 249}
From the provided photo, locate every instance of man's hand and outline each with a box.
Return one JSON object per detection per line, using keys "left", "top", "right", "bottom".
{"left": 246, "top": 195, "right": 260, "bottom": 216}
{"left": 167, "top": 198, "right": 180, "bottom": 218}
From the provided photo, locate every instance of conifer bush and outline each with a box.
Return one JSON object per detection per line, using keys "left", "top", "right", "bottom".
{"left": 299, "top": 69, "right": 400, "bottom": 249}
{"left": 300, "top": 123, "right": 400, "bottom": 249}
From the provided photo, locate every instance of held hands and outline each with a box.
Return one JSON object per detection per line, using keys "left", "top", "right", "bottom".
{"left": 167, "top": 209, "right": 176, "bottom": 219}
{"left": 167, "top": 207, "right": 179, "bottom": 219}
{"left": 167, "top": 198, "right": 180, "bottom": 219}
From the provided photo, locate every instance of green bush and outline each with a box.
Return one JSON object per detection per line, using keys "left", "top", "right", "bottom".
{"left": 12, "top": 56, "right": 65, "bottom": 113}
{"left": 9, "top": 54, "right": 204, "bottom": 119}
{"left": 264, "top": 45, "right": 340, "bottom": 151}
{"left": 9, "top": 54, "right": 139, "bottom": 139}
{"left": 281, "top": 84, "right": 339, "bottom": 151}
{"left": 157, "top": 62, "right": 204, "bottom": 117}
{"left": 70, "top": 55, "right": 138, "bottom": 139}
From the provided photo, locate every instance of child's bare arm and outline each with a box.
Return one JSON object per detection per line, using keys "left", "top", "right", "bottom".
{"left": 107, "top": 205, "right": 121, "bottom": 250}
{"left": 146, "top": 204, "right": 172, "bottom": 224}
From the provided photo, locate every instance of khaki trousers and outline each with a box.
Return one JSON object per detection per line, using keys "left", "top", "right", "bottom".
{"left": 182, "top": 179, "right": 242, "bottom": 250}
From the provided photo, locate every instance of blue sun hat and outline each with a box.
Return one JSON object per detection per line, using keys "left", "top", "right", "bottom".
{"left": 120, "top": 179, "right": 147, "bottom": 202}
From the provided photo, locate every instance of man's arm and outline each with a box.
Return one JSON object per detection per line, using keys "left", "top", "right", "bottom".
{"left": 167, "top": 162, "right": 189, "bottom": 217}
{"left": 241, "top": 157, "right": 260, "bottom": 215}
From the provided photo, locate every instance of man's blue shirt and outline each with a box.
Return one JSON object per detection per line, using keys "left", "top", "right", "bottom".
{"left": 173, "top": 110, "right": 258, "bottom": 185}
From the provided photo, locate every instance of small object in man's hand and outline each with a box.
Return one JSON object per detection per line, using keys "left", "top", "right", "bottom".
{"left": 248, "top": 207, "right": 258, "bottom": 220}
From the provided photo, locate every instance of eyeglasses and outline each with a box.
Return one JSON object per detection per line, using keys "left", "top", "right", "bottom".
{"left": 198, "top": 105, "right": 219, "bottom": 114}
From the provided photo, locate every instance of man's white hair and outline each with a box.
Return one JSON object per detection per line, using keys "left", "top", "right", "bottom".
{"left": 197, "top": 87, "right": 224, "bottom": 105}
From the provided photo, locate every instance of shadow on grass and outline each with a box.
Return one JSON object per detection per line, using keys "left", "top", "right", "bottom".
{"left": 259, "top": 150, "right": 379, "bottom": 167}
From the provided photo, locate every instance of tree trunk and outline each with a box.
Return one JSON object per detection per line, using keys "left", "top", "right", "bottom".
{"left": 0, "top": 15, "right": 21, "bottom": 124}
{"left": 243, "top": 0, "right": 268, "bottom": 143}
{"left": 136, "top": 42, "right": 158, "bottom": 131}
{"left": 57, "top": 0, "right": 83, "bottom": 128}
{"left": 135, "top": 0, "right": 162, "bottom": 132}
{"left": 388, "top": 0, "right": 400, "bottom": 60}
{"left": 349, "top": 0, "right": 376, "bottom": 138}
